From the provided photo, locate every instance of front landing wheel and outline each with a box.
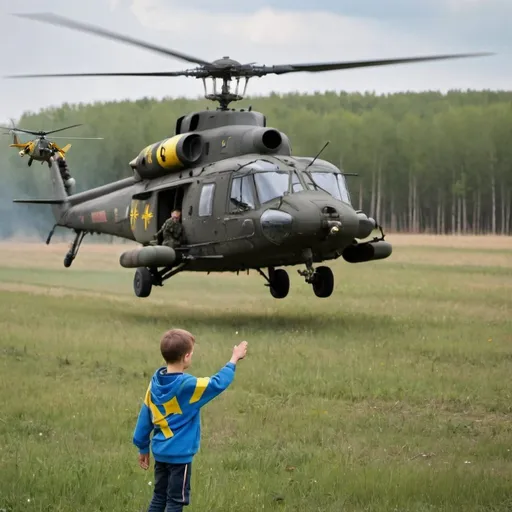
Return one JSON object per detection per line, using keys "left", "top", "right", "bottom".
{"left": 269, "top": 268, "right": 290, "bottom": 299}
{"left": 134, "top": 267, "right": 153, "bottom": 298}
{"left": 312, "top": 266, "right": 334, "bottom": 298}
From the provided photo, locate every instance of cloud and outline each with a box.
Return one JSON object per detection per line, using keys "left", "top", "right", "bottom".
{"left": 447, "top": 0, "right": 508, "bottom": 10}
{"left": 108, "top": 0, "right": 122, "bottom": 10}
{"left": 125, "top": 0, "right": 478, "bottom": 67}
{"left": 124, "top": 0, "right": 501, "bottom": 97}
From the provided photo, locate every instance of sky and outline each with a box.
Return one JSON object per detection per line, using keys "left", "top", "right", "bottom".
{"left": 0, "top": 0, "right": 509, "bottom": 124}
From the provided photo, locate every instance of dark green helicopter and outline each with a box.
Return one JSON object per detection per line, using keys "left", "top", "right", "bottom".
{"left": 7, "top": 13, "right": 492, "bottom": 299}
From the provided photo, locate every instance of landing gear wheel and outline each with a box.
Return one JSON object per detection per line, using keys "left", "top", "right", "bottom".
{"left": 63, "top": 253, "right": 73, "bottom": 268}
{"left": 312, "top": 266, "right": 334, "bottom": 298}
{"left": 134, "top": 267, "right": 153, "bottom": 298}
{"left": 269, "top": 268, "right": 290, "bottom": 299}
{"left": 63, "top": 230, "right": 86, "bottom": 268}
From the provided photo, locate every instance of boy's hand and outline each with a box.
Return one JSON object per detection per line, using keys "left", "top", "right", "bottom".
{"left": 231, "top": 341, "right": 248, "bottom": 363}
{"left": 138, "top": 453, "right": 150, "bottom": 470}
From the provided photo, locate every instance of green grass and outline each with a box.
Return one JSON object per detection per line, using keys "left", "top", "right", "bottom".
{"left": 1, "top": 239, "right": 512, "bottom": 511}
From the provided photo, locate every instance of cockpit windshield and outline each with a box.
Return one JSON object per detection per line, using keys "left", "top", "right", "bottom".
{"left": 235, "top": 160, "right": 292, "bottom": 205}
{"left": 307, "top": 168, "right": 351, "bottom": 204}
{"left": 253, "top": 171, "right": 289, "bottom": 204}
{"left": 230, "top": 160, "right": 308, "bottom": 209}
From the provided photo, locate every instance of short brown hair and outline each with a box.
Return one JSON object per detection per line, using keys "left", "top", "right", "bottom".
{"left": 160, "top": 328, "right": 195, "bottom": 363}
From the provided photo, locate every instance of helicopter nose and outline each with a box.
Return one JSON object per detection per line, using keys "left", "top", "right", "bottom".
{"left": 258, "top": 196, "right": 361, "bottom": 246}
{"left": 319, "top": 202, "right": 360, "bottom": 240}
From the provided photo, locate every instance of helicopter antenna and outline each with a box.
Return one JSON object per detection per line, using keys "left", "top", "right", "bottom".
{"left": 305, "top": 141, "right": 330, "bottom": 171}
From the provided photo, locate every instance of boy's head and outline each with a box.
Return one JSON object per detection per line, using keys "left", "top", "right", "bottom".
{"left": 160, "top": 328, "right": 195, "bottom": 369}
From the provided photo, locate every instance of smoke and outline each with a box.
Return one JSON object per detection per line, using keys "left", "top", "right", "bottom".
{"left": 0, "top": 147, "right": 55, "bottom": 241}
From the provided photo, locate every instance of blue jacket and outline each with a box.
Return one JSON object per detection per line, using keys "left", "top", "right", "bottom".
{"left": 133, "top": 362, "right": 236, "bottom": 463}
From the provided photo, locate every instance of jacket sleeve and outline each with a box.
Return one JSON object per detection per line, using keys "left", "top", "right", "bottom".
{"left": 184, "top": 362, "right": 236, "bottom": 409}
{"left": 132, "top": 391, "right": 154, "bottom": 454}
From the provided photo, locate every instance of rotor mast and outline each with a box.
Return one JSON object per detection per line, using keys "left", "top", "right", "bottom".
{"left": 201, "top": 57, "right": 251, "bottom": 110}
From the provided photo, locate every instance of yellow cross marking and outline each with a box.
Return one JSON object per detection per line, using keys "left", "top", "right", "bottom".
{"left": 145, "top": 388, "right": 183, "bottom": 438}
{"left": 130, "top": 201, "right": 139, "bottom": 229}
{"left": 142, "top": 203, "right": 153, "bottom": 230}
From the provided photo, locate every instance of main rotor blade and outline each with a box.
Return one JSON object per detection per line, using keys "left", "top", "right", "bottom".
{"left": 5, "top": 70, "right": 195, "bottom": 79}
{"left": 263, "top": 52, "right": 494, "bottom": 75}
{"left": 51, "top": 136, "right": 104, "bottom": 140}
{"left": 14, "top": 12, "right": 213, "bottom": 67}
{"left": 0, "top": 126, "right": 40, "bottom": 136}
{"left": 45, "top": 123, "right": 83, "bottom": 135}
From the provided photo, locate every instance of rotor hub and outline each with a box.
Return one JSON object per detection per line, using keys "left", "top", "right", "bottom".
{"left": 212, "top": 56, "right": 242, "bottom": 69}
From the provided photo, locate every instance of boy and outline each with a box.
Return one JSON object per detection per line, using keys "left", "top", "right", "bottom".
{"left": 133, "top": 328, "right": 248, "bottom": 512}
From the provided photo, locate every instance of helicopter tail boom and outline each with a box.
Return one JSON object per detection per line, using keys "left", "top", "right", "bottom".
{"left": 13, "top": 157, "right": 71, "bottom": 221}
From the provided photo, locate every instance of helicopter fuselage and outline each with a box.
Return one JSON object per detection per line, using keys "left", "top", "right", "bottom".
{"left": 57, "top": 153, "right": 373, "bottom": 272}
{"left": 11, "top": 137, "right": 67, "bottom": 163}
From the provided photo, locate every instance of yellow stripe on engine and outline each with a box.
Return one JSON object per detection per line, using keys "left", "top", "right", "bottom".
{"left": 156, "top": 135, "right": 184, "bottom": 169}
{"left": 189, "top": 377, "right": 210, "bottom": 404}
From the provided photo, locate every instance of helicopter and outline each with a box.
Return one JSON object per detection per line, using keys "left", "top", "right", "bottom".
{"left": 1, "top": 119, "right": 103, "bottom": 168}
{"left": 5, "top": 13, "right": 493, "bottom": 299}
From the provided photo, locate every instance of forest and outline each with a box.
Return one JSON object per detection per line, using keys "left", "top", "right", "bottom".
{"left": 1, "top": 89, "right": 511, "bottom": 239}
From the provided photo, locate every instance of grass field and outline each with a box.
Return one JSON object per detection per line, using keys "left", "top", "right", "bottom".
{"left": 1, "top": 235, "right": 511, "bottom": 512}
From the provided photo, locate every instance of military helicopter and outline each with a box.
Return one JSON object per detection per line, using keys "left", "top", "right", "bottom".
{"left": 1, "top": 119, "right": 103, "bottom": 167}
{"left": 6, "top": 13, "right": 492, "bottom": 299}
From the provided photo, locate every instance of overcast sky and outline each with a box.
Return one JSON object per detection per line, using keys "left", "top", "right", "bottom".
{"left": 0, "top": 0, "right": 509, "bottom": 124}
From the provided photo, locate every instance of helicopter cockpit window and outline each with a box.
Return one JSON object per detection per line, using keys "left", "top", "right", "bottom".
{"left": 254, "top": 171, "right": 289, "bottom": 204}
{"left": 336, "top": 174, "right": 351, "bottom": 204}
{"left": 199, "top": 183, "right": 215, "bottom": 217}
{"left": 229, "top": 175, "right": 256, "bottom": 213}
{"left": 308, "top": 170, "right": 351, "bottom": 204}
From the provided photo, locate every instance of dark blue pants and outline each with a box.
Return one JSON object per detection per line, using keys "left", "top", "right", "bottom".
{"left": 147, "top": 461, "right": 191, "bottom": 512}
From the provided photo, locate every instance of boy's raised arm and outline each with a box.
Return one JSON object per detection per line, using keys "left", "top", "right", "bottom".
{"left": 184, "top": 341, "right": 248, "bottom": 408}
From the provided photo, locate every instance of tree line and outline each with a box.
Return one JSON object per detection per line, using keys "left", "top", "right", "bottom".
{"left": 1, "top": 89, "right": 511, "bottom": 239}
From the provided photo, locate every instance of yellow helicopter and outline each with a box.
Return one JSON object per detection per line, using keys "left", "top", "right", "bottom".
{"left": 1, "top": 119, "right": 103, "bottom": 167}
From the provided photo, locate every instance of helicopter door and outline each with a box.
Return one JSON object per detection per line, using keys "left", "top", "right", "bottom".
{"left": 187, "top": 178, "right": 227, "bottom": 252}
{"left": 224, "top": 174, "right": 257, "bottom": 240}
{"left": 155, "top": 185, "right": 187, "bottom": 243}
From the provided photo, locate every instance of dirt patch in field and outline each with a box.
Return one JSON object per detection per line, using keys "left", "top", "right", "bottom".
{"left": 387, "top": 234, "right": 512, "bottom": 250}
{"left": 389, "top": 249, "right": 512, "bottom": 268}
{"left": 0, "top": 241, "right": 136, "bottom": 270}
{"left": 0, "top": 236, "right": 510, "bottom": 273}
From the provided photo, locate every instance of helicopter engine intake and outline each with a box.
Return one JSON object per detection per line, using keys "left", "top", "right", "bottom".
{"left": 241, "top": 127, "right": 288, "bottom": 154}
{"left": 131, "top": 132, "right": 204, "bottom": 179}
